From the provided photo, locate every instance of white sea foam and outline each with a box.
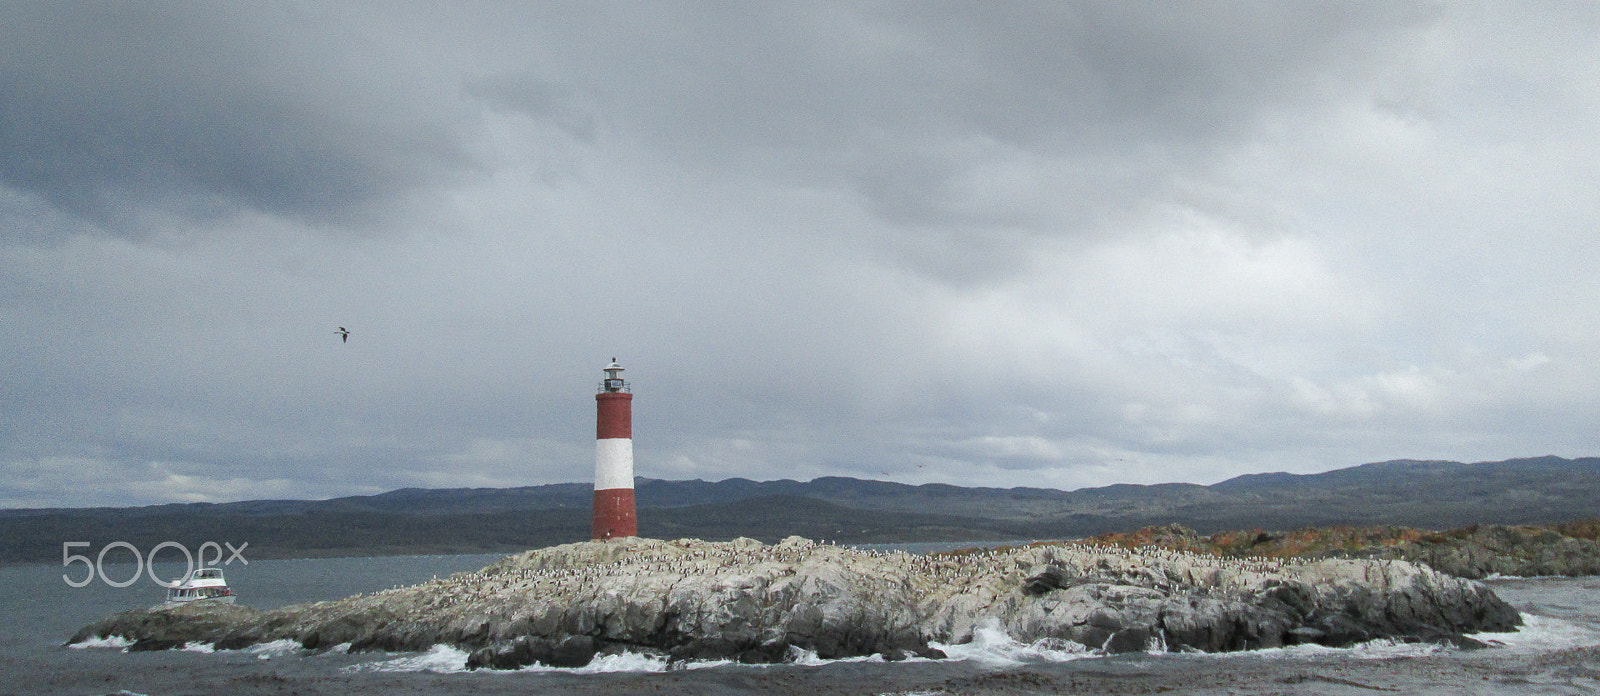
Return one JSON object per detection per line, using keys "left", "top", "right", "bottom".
{"left": 920, "top": 609, "right": 1600, "bottom": 667}
{"left": 515, "top": 651, "right": 688, "bottom": 673}
{"left": 571, "top": 651, "right": 680, "bottom": 673}
{"left": 927, "top": 622, "right": 1467, "bottom": 666}
{"left": 248, "top": 639, "right": 305, "bottom": 660}
{"left": 350, "top": 644, "right": 471, "bottom": 673}
{"left": 787, "top": 646, "right": 888, "bottom": 667}
{"left": 67, "top": 635, "right": 133, "bottom": 650}
{"left": 1195, "top": 621, "right": 1598, "bottom": 664}
{"left": 930, "top": 623, "right": 1094, "bottom": 667}
{"left": 1195, "top": 637, "right": 1447, "bottom": 662}
{"left": 1467, "top": 612, "right": 1600, "bottom": 652}
{"left": 347, "top": 642, "right": 914, "bottom": 674}
{"left": 1345, "top": 638, "right": 1447, "bottom": 659}
{"left": 1315, "top": 638, "right": 1444, "bottom": 660}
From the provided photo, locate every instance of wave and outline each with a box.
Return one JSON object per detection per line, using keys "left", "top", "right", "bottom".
{"left": 247, "top": 639, "right": 307, "bottom": 660}
{"left": 930, "top": 624, "right": 1097, "bottom": 667}
{"left": 1203, "top": 638, "right": 1448, "bottom": 661}
{"left": 525, "top": 651, "right": 729, "bottom": 674}
{"left": 341, "top": 625, "right": 1100, "bottom": 675}
{"left": 787, "top": 647, "right": 890, "bottom": 667}
{"left": 158, "top": 604, "right": 1600, "bottom": 676}
{"left": 348, "top": 645, "right": 738, "bottom": 674}
{"left": 67, "top": 635, "right": 133, "bottom": 650}
{"left": 347, "top": 644, "right": 472, "bottom": 673}
{"left": 1466, "top": 612, "right": 1600, "bottom": 652}
{"left": 332, "top": 628, "right": 1451, "bottom": 675}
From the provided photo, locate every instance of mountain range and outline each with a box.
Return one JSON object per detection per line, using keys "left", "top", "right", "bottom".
{"left": 3, "top": 455, "right": 1596, "bottom": 564}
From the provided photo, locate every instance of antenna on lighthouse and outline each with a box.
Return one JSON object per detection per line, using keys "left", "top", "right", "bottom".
{"left": 592, "top": 359, "right": 636, "bottom": 539}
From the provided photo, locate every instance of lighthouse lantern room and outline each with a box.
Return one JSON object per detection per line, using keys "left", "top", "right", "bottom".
{"left": 601, "top": 361, "right": 628, "bottom": 393}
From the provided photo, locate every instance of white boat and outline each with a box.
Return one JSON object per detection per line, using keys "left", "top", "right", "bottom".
{"left": 164, "top": 567, "right": 236, "bottom": 605}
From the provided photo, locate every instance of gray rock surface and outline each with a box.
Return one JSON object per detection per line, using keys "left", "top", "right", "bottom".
{"left": 69, "top": 536, "right": 1521, "bottom": 668}
{"left": 1351, "top": 525, "right": 1600, "bottom": 579}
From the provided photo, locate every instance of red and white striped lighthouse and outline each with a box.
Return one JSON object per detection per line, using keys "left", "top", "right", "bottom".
{"left": 592, "top": 359, "right": 636, "bottom": 539}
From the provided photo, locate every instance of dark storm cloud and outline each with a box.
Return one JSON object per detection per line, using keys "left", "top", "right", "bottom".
{"left": 485, "top": 1, "right": 1440, "bottom": 283}
{"left": 0, "top": 1, "right": 1427, "bottom": 248}
{"left": 0, "top": 3, "right": 474, "bottom": 235}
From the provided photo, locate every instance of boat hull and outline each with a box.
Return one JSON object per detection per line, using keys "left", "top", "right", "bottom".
{"left": 163, "top": 595, "right": 236, "bottom": 607}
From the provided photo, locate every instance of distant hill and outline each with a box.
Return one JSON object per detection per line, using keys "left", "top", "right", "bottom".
{"left": 2, "top": 455, "right": 1597, "bottom": 564}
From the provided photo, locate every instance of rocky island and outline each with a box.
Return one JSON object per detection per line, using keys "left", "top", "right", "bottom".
{"left": 69, "top": 536, "right": 1521, "bottom": 669}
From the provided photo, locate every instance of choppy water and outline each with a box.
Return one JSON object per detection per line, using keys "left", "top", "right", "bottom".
{"left": 6, "top": 554, "right": 1600, "bottom": 695}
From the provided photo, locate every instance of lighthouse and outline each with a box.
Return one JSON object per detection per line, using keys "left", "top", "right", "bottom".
{"left": 592, "top": 359, "right": 636, "bottom": 539}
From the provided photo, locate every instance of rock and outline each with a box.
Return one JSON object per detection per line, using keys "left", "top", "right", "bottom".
{"left": 69, "top": 536, "right": 1522, "bottom": 667}
{"left": 68, "top": 601, "right": 261, "bottom": 649}
{"left": 1022, "top": 565, "right": 1070, "bottom": 595}
{"left": 1355, "top": 525, "right": 1600, "bottom": 579}
{"left": 1285, "top": 626, "right": 1326, "bottom": 644}
{"left": 466, "top": 636, "right": 567, "bottom": 670}
{"left": 549, "top": 635, "right": 596, "bottom": 668}
{"left": 1104, "top": 628, "right": 1151, "bottom": 654}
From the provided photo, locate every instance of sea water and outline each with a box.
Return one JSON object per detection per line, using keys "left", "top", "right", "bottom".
{"left": 7, "top": 554, "right": 1600, "bottom": 695}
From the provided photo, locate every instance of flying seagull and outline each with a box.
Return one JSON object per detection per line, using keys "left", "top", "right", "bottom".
{"left": 336, "top": 327, "right": 349, "bottom": 343}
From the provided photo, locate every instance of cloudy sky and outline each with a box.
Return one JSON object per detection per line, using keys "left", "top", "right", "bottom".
{"left": 3, "top": 2, "right": 1598, "bottom": 508}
